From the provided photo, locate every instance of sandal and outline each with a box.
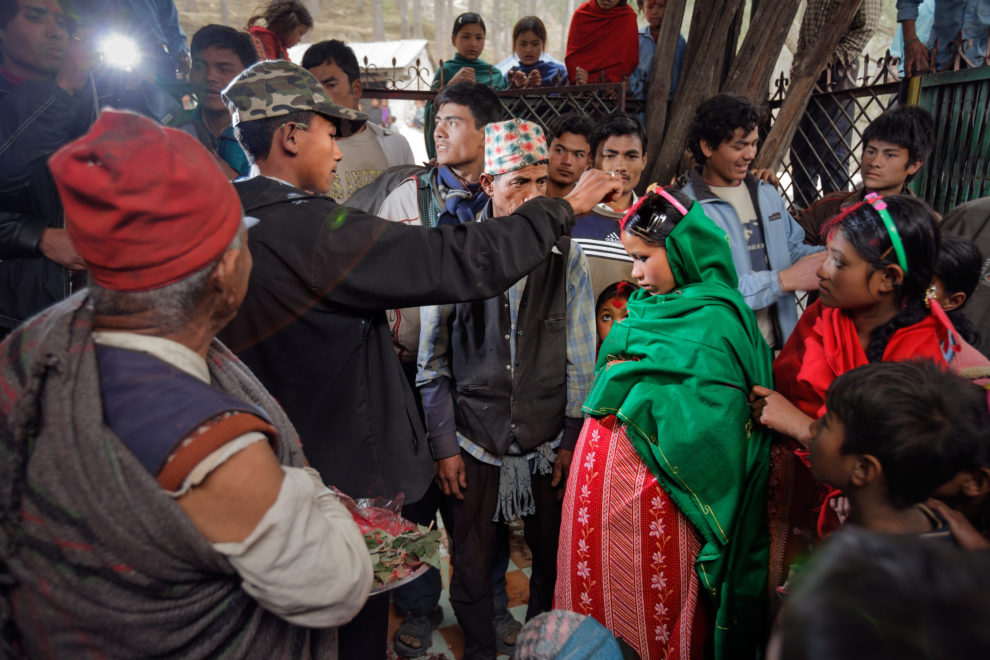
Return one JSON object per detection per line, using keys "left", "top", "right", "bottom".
{"left": 493, "top": 611, "right": 522, "bottom": 656}
{"left": 393, "top": 606, "right": 443, "bottom": 658}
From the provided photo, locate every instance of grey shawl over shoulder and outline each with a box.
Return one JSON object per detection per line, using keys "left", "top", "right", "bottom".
{"left": 0, "top": 292, "right": 334, "bottom": 659}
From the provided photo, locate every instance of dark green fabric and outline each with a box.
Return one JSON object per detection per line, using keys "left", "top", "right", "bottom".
{"left": 582, "top": 202, "right": 773, "bottom": 659}
{"left": 423, "top": 53, "right": 507, "bottom": 159}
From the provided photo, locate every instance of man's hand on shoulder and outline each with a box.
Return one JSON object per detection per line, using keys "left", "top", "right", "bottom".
{"left": 778, "top": 251, "right": 826, "bottom": 293}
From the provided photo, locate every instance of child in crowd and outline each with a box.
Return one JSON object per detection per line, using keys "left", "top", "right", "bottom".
{"left": 497, "top": 16, "right": 568, "bottom": 87}
{"left": 934, "top": 234, "right": 990, "bottom": 382}
{"left": 749, "top": 193, "right": 955, "bottom": 592}
{"left": 929, "top": 428, "right": 990, "bottom": 551}
{"left": 246, "top": 0, "right": 312, "bottom": 60}
{"left": 770, "top": 529, "right": 990, "bottom": 660}
{"left": 810, "top": 360, "right": 989, "bottom": 538}
{"left": 424, "top": 12, "right": 507, "bottom": 159}
{"left": 595, "top": 280, "right": 634, "bottom": 346}
{"left": 934, "top": 234, "right": 984, "bottom": 347}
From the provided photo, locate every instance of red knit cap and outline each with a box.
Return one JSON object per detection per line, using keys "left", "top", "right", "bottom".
{"left": 48, "top": 110, "right": 243, "bottom": 292}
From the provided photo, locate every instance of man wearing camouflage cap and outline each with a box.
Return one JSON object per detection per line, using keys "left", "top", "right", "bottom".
{"left": 417, "top": 119, "right": 596, "bottom": 660}
{"left": 217, "top": 61, "right": 619, "bottom": 656}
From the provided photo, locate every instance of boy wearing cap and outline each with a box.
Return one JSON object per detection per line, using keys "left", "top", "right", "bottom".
{"left": 0, "top": 110, "right": 371, "bottom": 657}
{"left": 217, "top": 61, "right": 618, "bottom": 658}
{"left": 417, "top": 119, "right": 596, "bottom": 660}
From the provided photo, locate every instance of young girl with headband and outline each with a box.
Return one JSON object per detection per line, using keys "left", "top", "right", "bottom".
{"left": 247, "top": 0, "right": 312, "bottom": 60}
{"left": 555, "top": 186, "right": 773, "bottom": 660}
{"left": 749, "top": 193, "right": 961, "bottom": 601}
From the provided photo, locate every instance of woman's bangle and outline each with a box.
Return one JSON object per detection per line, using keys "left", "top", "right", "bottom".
{"left": 905, "top": 37, "right": 922, "bottom": 47}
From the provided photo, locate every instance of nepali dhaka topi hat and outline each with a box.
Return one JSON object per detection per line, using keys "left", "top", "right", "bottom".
{"left": 485, "top": 119, "right": 549, "bottom": 176}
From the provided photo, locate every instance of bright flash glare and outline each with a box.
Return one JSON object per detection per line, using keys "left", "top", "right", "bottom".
{"left": 100, "top": 34, "right": 140, "bottom": 70}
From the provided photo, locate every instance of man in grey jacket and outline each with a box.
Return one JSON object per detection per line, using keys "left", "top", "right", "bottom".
{"left": 680, "top": 94, "right": 825, "bottom": 348}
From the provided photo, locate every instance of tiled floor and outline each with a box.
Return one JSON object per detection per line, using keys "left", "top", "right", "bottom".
{"left": 386, "top": 521, "right": 532, "bottom": 659}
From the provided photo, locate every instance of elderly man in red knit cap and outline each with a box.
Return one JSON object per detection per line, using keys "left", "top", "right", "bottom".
{"left": 0, "top": 109, "right": 371, "bottom": 658}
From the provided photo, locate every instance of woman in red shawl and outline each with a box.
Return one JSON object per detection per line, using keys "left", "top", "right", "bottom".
{"left": 565, "top": 0, "right": 639, "bottom": 84}
{"left": 749, "top": 194, "right": 960, "bottom": 598}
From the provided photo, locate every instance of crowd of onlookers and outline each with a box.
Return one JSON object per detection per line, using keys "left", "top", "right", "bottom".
{"left": 2, "top": 0, "right": 990, "bottom": 659}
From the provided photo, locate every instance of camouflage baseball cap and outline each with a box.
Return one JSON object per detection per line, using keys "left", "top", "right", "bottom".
{"left": 222, "top": 60, "right": 367, "bottom": 137}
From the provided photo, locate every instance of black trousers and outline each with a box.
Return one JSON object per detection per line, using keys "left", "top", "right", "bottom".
{"left": 447, "top": 451, "right": 563, "bottom": 660}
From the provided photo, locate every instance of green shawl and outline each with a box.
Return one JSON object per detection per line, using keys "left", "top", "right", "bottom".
{"left": 424, "top": 53, "right": 507, "bottom": 159}
{"left": 582, "top": 202, "right": 773, "bottom": 659}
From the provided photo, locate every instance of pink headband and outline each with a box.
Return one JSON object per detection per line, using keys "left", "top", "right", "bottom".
{"left": 620, "top": 185, "right": 689, "bottom": 231}
{"left": 656, "top": 186, "right": 689, "bottom": 216}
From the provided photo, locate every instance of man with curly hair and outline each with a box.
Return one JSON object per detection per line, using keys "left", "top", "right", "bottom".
{"left": 680, "top": 94, "right": 824, "bottom": 347}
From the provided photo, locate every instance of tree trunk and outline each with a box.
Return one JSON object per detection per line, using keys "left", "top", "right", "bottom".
{"left": 219, "top": 0, "right": 229, "bottom": 26}
{"left": 642, "top": 0, "right": 688, "bottom": 163}
{"left": 752, "top": 0, "right": 864, "bottom": 171}
{"left": 646, "top": 0, "right": 745, "bottom": 187}
{"left": 435, "top": 0, "right": 449, "bottom": 61}
{"left": 413, "top": 0, "right": 423, "bottom": 38}
{"left": 398, "top": 0, "right": 409, "bottom": 38}
{"left": 562, "top": 0, "right": 576, "bottom": 65}
{"left": 721, "top": 3, "right": 744, "bottom": 85}
{"left": 373, "top": 0, "right": 385, "bottom": 40}
{"left": 721, "top": 0, "right": 802, "bottom": 101}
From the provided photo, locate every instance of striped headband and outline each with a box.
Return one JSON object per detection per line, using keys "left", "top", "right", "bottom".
{"left": 620, "top": 184, "right": 689, "bottom": 231}
{"left": 864, "top": 192, "right": 909, "bottom": 274}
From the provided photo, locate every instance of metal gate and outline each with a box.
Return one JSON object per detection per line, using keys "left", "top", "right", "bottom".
{"left": 911, "top": 66, "right": 990, "bottom": 213}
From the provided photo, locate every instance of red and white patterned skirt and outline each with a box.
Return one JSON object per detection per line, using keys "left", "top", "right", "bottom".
{"left": 554, "top": 415, "right": 709, "bottom": 660}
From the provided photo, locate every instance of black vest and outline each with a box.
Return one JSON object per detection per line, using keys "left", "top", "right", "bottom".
{"left": 449, "top": 237, "right": 569, "bottom": 455}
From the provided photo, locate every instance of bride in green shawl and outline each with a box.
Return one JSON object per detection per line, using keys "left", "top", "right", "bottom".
{"left": 553, "top": 187, "right": 773, "bottom": 660}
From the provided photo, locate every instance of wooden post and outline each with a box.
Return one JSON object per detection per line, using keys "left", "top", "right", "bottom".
{"left": 752, "top": 0, "right": 864, "bottom": 171}
{"left": 642, "top": 0, "right": 688, "bottom": 167}
{"left": 645, "top": 0, "right": 743, "bottom": 188}
{"left": 721, "top": 0, "right": 802, "bottom": 101}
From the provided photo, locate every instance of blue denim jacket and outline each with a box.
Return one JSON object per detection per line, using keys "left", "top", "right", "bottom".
{"left": 897, "top": 0, "right": 990, "bottom": 68}
{"left": 680, "top": 172, "right": 823, "bottom": 343}
{"left": 629, "top": 25, "right": 686, "bottom": 101}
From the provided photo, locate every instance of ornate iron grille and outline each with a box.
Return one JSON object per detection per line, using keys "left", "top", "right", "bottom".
{"left": 767, "top": 52, "right": 903, "bottom": 212}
